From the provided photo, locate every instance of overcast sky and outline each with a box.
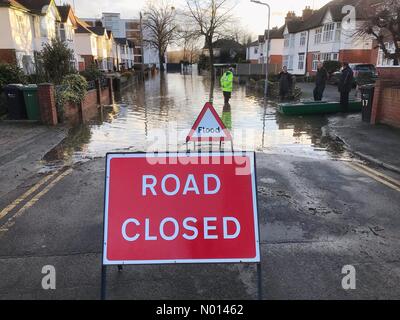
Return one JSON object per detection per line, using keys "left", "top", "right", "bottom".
{"left": 63, "top": 0, "right": 331, "bottom": 38}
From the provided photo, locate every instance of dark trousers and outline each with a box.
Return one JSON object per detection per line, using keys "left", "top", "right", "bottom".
{"left": 313, "top": 84, "right": 325, "bottom": 101}
{"left": 223, "top": 91, "right": 231, "bottom": 104}
{"left": 279, "top": 88, "right": 289, "bottom": 101}
{"left": 340, "top": 90, "right": 350, "bottom": 111}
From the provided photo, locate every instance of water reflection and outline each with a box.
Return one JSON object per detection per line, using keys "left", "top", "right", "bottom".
{"left": 43, "top": 73, "right": 351, "bottom": 167}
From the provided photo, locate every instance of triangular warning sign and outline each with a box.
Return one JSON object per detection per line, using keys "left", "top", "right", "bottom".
{"left": 186, "top": 102, "right": 232, "bottom": 142}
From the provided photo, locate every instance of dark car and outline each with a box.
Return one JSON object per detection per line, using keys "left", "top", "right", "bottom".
{"left": 328, "top": 63, "right": 379, "bottom": 87}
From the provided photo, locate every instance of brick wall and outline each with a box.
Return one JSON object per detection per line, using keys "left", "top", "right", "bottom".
{"left": 371, "top": 67, "right": 400, "bottom": 128}
{"left": 63, "top": 85, "right": 112, "bottom": 125}
{"left": 339, "top": 49, "right": 378, "bottom": 64}
{"left": 0, "top": 49, "right": 17, "bottom": 64}
{"left": 269, "top": 55, "right": 282, "bottom": 68}
{"left": 38, "top": 84, "right": 58, "bottom": 126}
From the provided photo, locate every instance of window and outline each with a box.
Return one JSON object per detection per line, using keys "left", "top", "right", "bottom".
{"left": 314, "top": 27, "right": 322, "bottom": 44}
{"left": 332, "top": 53, "right": 338, "bottom": 61}
{"left": 290, "top": 34, "right": 295, "bottom": 48}
{"left": 312, "top": 53, "right": 320, "bottom": 71}
{"left": 60, "top": 24, "right": 66, "bottom": 41}
{"left": 126, "top": 22, "right": 140, "bottom": 30}
{"left": 300, "top": 32, "right": 306, "bottom": 46}
{"left": 287, "top": 55, "right": 294, "bottom": 70}
{"left": 283, "top": 55, "right": 289, "bottom": 68}
{"left": 320, "top": 52, "right": 331, "bottom": 61}
{"left": 16, "top": 14, "right": 24, "bottom": 34}
{"left": 335, "top": 22, "right": 341, "bottom": 41}
{"left": 323, "top": 23, "right": 335, "bottom": 42}
{"left": 298, "top": 53, "right": 305, "bottom": 70}
{"left": 254, "top": 47, "right": 258, "bottom": 54}
{"left": 284, "top": 34, "right": 290, "bottom": 48}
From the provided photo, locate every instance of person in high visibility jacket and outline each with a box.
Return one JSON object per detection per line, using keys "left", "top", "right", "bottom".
{"left": 220, "top": 66, "right": 234, "bottom": 105}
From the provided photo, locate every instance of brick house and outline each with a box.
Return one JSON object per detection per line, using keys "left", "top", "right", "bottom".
{"left": 281, "top": 0, "right": 379, "bottom": 75}
{"left": 0, "top": 0, "right": 61, "bottom": 73}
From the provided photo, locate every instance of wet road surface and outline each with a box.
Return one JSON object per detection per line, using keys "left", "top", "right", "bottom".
{"left": 41, "top": 73, "right": 353, "bottom": 167}
{"left": 0, "top": 73, "right": 400, "bottom": 299}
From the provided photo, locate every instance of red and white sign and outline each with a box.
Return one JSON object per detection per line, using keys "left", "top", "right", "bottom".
{"left": 103, "top": 152, "right": 260, "bottom": 265}
{"left": 186, "top": 103, "right": 232, "bottom": 142}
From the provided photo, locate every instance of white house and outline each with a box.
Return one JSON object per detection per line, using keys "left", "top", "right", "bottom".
{"left": 0, "top": 0, "right": 61, "bottom": 73}
{"left": 281, "top": 2, "right": 378, "bottom": 75}
{"left": 74, "top": 19, "right": 99, "bottom": 71}
{"left": 57, "top": 5, "right": 79, "bottom": 69}
{"left": 83, "top": 13, "right": 160, "bottom": 68}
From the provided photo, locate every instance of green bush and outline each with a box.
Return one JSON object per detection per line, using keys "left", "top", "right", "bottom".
{"left": 80, "top": 63, "right": 103, "bottom": 81}
{"left": 56, "top": 74, "right": 88, "bottom": 120}
{"left": 39, "top": 38, "right": 75, "bottom": 84}
{"left": 0, "top": 63, "right": 26, "bottom": 89}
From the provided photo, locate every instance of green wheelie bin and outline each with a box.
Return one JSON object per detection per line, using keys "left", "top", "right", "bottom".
{"left": 22, "top": 84, "right": 40, "bottom": 120}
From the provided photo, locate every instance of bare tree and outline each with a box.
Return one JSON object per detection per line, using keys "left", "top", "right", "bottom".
{"left": 143, "top": 1, "right": 177, "bottom": 71}
{"left": 230, "top": 22, "right": 254, "bottom": 46}
{"left": 357, "top": 0, "right": 400, "bottom": 65}
{"left": 178, "top": 27, "right": 202, "bottom": 63}
{"left": 184, "top": 0, "right": 237, "bottom": 78}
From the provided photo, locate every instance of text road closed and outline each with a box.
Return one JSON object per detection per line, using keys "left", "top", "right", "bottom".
{"left": 103, "top": 152, "right": 260, "bottom": 265}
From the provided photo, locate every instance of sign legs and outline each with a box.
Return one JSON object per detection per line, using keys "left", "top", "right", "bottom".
{"left": 101, "top": 265, "right": 107, "bottom": 300}
{"left": 257, "top": 262, "right": 263, "bottom": 300}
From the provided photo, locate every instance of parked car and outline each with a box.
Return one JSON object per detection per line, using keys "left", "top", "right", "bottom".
{"left": 328, "top": 63, "right": 379, "bottom": 87}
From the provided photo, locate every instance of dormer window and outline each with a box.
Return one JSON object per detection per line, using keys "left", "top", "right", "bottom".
{"left": 300, "top": 32, "right": 306, "bottom": 46}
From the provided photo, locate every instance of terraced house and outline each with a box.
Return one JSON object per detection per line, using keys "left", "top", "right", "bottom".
{"left": 0, "top": 0, "right": 62, "bottom": 73}
{"left": 281, "top": 0, "right": 378, "bottom": 75}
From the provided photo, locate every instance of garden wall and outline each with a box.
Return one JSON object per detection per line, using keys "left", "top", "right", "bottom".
{"left": 371, "top": 67, "right": 400, "bottom": 128}
{"left": 63, "top": 79, "right": 113, "bottom": 125}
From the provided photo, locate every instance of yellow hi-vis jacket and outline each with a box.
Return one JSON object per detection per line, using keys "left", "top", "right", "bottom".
{"left": 220, "top": 70, "right": 233, "bottom": 92}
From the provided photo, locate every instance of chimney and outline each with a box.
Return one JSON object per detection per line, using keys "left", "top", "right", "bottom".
{"left": 302, "top": 6, "right": 313, "bottom": 20}
{"left": 285, "top": 11, "right": 297, "bottom": 23}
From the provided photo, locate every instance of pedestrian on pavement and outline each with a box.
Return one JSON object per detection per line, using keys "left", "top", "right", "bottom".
{"left": 220, "top": 65, "right": 234, "bottom": 105}
{"left": 278, "top": 66, "right": 293, "bottom": 100}
{"left": 313, "top": 61, "right": 328, "bottom": 101}
{"left": 338, "top": 62, "right": 354, "bottom": 111}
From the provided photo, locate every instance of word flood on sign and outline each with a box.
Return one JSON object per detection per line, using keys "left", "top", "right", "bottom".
{"left": 102, "top": 152, "right": 260, "bottom": 265}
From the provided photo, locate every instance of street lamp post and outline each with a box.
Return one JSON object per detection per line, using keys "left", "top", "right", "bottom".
{"left": 250, "top": 0, "right": 270, "bottom": 97}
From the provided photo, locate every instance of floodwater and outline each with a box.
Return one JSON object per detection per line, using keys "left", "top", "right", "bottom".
{"left": 42, "top": 72, "right": 351, "bottom": 168}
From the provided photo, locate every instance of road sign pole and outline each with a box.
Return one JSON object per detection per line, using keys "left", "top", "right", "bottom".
{"left": 100, "top": 265, "right": 107, "bottom": 300}
{"left": 257, "top": 263, "right": 263, "bottom": 300}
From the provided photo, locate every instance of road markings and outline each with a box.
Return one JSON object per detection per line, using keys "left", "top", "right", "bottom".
{"left": 0, "top": 170, "right": 60, "bottom": 221}
{"left": 348, "top": 162, "right": 400, "bottom": 192}
{"left": 0, "top": 168, "right": 73, "bottom": 233}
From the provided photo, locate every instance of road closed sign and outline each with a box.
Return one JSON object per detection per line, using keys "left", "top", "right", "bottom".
{"left": 102, "top": 152, "right": 260, "bottom": 265}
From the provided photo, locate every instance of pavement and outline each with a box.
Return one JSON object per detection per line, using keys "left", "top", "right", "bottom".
{"left": 325, "top": 113, "right": 400, "bottom": 174}
{"left": 297, "top": 82, "right": 400, "bottom": 173}
{"left": 0, "top": 122, "right": 67, "bottom": 199}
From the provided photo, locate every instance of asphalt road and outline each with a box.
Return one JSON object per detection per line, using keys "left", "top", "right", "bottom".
{"left": 1, "top": 152, "right": 399, "bottom": 299}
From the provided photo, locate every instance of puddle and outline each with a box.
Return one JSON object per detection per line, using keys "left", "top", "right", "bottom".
{"left": 42, "top": 73, "right": 352, "bottom": 169}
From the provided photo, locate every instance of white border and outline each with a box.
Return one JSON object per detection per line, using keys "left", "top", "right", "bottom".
{"left": 102, "top": 152, "right": 260, "bottom": 265}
